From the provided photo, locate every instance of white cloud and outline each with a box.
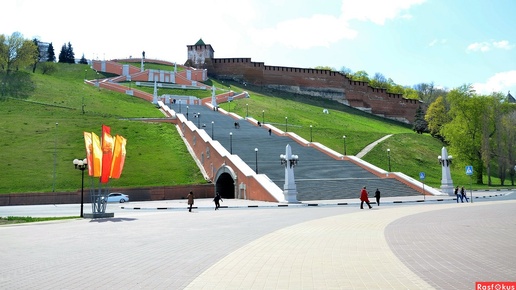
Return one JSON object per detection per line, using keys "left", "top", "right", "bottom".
{"left": 249, "top": 14, "right": 357, "bottom": 49}
{"left": 472, "top": 71, "right": 516, "bottom": 95}
{"left": 249, "top": 0, "right": 425, "bottom": 49}
{"left": 493, "top": 40, "right": 514, "bottom": 50}
{"left": 340, "top": 0, "right": 426, "bottom": 25}
{"left": 467, "top": 40, "right": 514, "bottom": 52}
{"left": 429, "top": 39, "right": 447, "bottom": 46}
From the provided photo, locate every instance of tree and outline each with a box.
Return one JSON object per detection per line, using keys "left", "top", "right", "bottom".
{"left": 0, "top": 32, "right": 37, "bottom": 99}
{"left": 370, "top": 72, "right": 388, "bottom": 89}
{"left": 339, "top": 66, "right": 353, "bottom": 78}
{"left": 441, "top": 85, "right": 486, "bottom": 184}
{"left": 78, "top": 54, "right": 88, "bottom": 64}
{"left": 425, "top": 95, "right": 450, "bottom": 141}
{"left": 58, "top": 42, "right": 75, "bottom": 63}
{"left": 386, "top": 78, "right": 404, "bottom": 94}
{"left": 412, "top": 106, "right": 428, "bottom": 134}
{"left": 352, "top": 70, "right": 369, "bottom": 82}
{"left": 32, "top": 38, "right": 40, "bottom": 73}
{"left": 0, "top": 32, "right": 38, "bottom": 73}
{"left": 314, "top": 65, "right": 335, "bottom": 71}
{"left": 47, "top": 42, "right": 55, "bottom": 62}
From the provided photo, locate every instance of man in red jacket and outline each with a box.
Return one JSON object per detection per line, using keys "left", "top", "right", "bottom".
{"left": 360, "top": 186, "right": 373, "bottom": 209}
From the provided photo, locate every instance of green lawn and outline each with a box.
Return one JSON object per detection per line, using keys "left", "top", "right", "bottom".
{"left": 0, "top": 63, "right": 205, "bottom": 194}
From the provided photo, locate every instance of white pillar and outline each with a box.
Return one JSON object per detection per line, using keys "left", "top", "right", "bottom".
{"left": 440, "top": 147, "right": 454, "bottom": 195}
{"left": 211, "top": 85, "right": 217, "bottom": 109}
{"left": 282, "top": 144, "right": 299, "bottom": 203}
{"left": 152, "top": 80, "right": 158, "bottom": 105}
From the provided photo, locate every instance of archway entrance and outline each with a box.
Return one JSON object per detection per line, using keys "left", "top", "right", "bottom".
{"left": 215, "top": 172, "right": 235, "bottom": 198}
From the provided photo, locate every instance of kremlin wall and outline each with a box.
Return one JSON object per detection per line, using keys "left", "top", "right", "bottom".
{"left": 186, "top": 39, "right": 421, "bottom": 124}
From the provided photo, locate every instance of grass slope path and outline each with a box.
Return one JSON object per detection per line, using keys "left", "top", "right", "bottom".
{"left": 356, "top": 134, "right": 393, "bottom": 158}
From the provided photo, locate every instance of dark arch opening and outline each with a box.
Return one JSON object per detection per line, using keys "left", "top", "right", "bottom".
{"left": 216, "top": 172, "right": 235, "bottom": 199}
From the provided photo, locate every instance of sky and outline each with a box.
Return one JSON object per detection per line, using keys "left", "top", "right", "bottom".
{"left": 2, "top": 0, "right": 515, "bottom": 96}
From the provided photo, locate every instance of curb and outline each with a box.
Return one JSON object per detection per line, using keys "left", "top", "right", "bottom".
{"left": 120, "top": 193, "right": 511, "bottom": 211}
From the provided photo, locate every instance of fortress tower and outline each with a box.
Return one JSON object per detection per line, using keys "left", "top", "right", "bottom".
{"left": 186, "top": 38, "right": 214, "bottom": 69}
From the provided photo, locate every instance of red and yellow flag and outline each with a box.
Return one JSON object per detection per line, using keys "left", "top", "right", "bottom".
{"left": 91, "top": 132, "right": 102, "bottom": 177}
{"left": 100, "top": 125, "right": 114, "bottom": 183}
{"left": 110, "top": 135, "right": 127, "bottom": 179}
{"left": 83, "top": 132, "right": 94, "bottom": 176}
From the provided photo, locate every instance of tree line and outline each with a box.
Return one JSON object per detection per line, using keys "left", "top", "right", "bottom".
{"left": 0, "top": 32, "right": 88, "bottom": 99}
{"left": 315, "top": 66, "right": 516, "bottom": 186}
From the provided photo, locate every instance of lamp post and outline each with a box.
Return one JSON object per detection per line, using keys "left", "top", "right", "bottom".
{"left": 73, "top": 158, "right": 88, "bottom": 218}
{"left": 285, "top": 117, "right": 288, "bottom": 132}
{"left": 387, "top": 148, "right": 391, "bottom": 172}
{"left": 310, "top": 125, "right": 313, "bottom": 142}
{"left": 255, "top": 148, "right": 258, "bottom": 173}
{"left": 246, "top": 103, "right": 249, "bottom": 117}
{"left": 197, "top": 112, "right": 201, "bottom": 128}
{"left": 343, "top": 135, "right": 347, "bottom": 155}
{"left": 211, "top": 121, "right": 214, "bottom": 139}
{"left": 53, "top": 122, "right": 58, "bottom": 192}
{"left": 280, "top": 144, "right": 299, "bottom": 203}
{"left": 438, "top": 147, "right": 454, "bottom": 195}
{"left": 230, "top": 132, "right": 233, "bottom": 154}
{"left": 228, "top": 100, "right": 231, "bottom": 113}
{"left": 262, "top": 110, "right": 265, "bottom": 125}
{"left": 186, "top": 106, "right": 189, "bottom": 120}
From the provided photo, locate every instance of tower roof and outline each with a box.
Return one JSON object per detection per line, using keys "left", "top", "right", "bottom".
{"left": 507, "top": 91, "right": 515, "bottom": 103}
{"left": 194, "top": 38, "right": 206, "bottom": 46}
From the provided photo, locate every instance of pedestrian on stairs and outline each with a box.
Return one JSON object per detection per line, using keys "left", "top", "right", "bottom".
{"left": 360, "top": 186, "right": 372, "bottom": 209}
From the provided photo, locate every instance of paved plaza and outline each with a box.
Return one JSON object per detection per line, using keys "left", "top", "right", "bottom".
{"left": 1, "top": 192, "right": 515, "bottom": 289}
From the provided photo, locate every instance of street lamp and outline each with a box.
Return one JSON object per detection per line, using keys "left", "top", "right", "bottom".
{"left": 387, "top": 148, "right": 391, "bottom": 172}
{"left": 230, "top": 132, "right": 233, "bottom": 154}
{"left": 211, "top": 121, "right": 214, "bottom": 139}
{"left": 53, "top": 122, "right": 58, "bottom": 192}
{"left": 262, "top": 110, "right": 265, "bottom": 125}
{"left": 310, "top": 125, "right": 313, "bottom": 142}
{"left": 280, "top": 153, "right": 299, "bottom": 168}
{"left": 285, "top": 117, "right": 288, "bottom": 132}
{"left": 343, "top": 135, "right": 347, "bottom": 155}
{"left": 73, "top": 158, "right": 88, "bottom": 218}
{"left": 197, "top": 112, "right": 201, "bottom": 128}
{"left": 438, "top": 154, "right": 453, "bottom": 167}
{"left": 255, "top": 148, "right": 259, "bottom": 173}
{"left": 246, "top": 103, "right": 249, "bottom": 117}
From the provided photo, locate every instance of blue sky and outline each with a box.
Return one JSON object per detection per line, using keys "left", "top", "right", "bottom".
{"left": 2, "top": 0, "right": 515, "bottom": 95}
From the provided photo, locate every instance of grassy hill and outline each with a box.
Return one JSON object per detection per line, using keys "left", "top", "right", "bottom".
{"left": 0, "top": 63, "right": 205, "bottom": 194}
{"left": 0, "top": 62, "right": 501, "bottom": 194}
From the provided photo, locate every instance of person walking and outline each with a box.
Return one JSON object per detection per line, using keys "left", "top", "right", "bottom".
{"left": 374, "top": 188, "right": 381, "bottom": 206}
{"left": 460, "top": 186, "right": 469, "bottom": 203}
{"left": 187, "top": 191, "right": 194, "bottom": 212}
{"left": 213, "top": 192, "right": 223, "bottom": 210}
{"left": 360, "top": 186, "right": 372, "bottom": 209}
{"left": 454, "top": 186, "right": 459, "bottom": 203}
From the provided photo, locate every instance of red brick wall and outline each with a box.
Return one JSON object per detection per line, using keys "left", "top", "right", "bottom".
{"left": 0, "top": 184, "right": 214, "bottom": 206}
{"left": 208, "top": 58, "right": 420, "bottom": 123}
